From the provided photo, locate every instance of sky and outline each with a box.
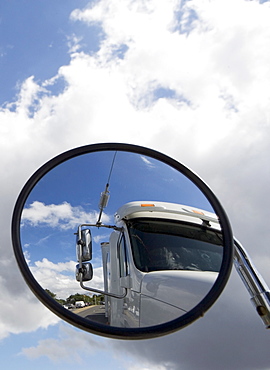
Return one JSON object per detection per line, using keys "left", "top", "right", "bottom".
{"left": 1, "top": 0, "right": 270, "bottom": 369}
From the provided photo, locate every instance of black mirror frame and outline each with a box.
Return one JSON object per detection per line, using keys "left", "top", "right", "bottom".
{"left": 12, "top": 143, "right": 233, "bottom": 339}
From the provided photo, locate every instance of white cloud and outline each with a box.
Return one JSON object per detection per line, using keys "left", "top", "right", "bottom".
{"left": 22, "top": 201, "right": 110, "bottom": 230}
{"left": 93, "top": 233, "right": 111, "bottom": 244}
{"left": 140, "top": 155, "right": 155, "bottom": 169}
{"left": 29, "top": 258, "right": 105, "bottom": 300}
{"left": 0, "top": 277, "right": 59, "bottom": 340}
{"left": 34, "top": 258, "right": 75, "bottom": 273}
{"left": 20, "top": 324, "right": 106, "bottom": 363}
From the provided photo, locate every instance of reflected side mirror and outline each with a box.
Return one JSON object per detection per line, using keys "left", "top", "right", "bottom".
{"left": 76, "top": 228, "right": 92, "bottom": 262}
{"left": 76, "top": 262, "right": 93, "bottom": 282}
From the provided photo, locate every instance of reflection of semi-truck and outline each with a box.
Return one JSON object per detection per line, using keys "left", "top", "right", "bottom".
{"left": 76, "top": 202, "right": 223, "bottom": 327}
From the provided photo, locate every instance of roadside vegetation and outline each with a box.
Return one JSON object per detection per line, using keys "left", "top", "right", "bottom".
{"left": 45, "top": 289, "right": 104, "bottom": 307}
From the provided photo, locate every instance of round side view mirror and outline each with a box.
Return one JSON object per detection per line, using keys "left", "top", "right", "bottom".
{"left": 12, "top": 143, "right": 233, "bottom": 339}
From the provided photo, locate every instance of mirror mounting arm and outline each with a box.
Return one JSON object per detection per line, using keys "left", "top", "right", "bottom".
{"left": 234, "top": 239, "right": 270, "bottom": 328}
{"left": 76, "top": 224, "right": 123, "bottom": 235}
{"left": 76, "top": 229, "right": 127, "bottom": 299}
{"left": 78, "top": 274, "right": 127, "bottom": 299}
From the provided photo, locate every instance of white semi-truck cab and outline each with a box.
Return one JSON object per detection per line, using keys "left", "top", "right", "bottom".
{"left": 76, "top": 201, "right": 223, "bottom": 327}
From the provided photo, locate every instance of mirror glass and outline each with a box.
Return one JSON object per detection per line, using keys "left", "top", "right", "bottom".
{"left": 19, "top": 149, "right": 225, "bottom": 330}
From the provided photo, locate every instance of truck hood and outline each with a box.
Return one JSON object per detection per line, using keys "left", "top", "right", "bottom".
{"left": 140, "top": 270, "right": 218, "bottom": 312}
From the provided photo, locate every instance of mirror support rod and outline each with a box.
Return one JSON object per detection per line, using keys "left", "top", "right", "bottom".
{"left": 76, "top": 224, "right": 123, "bottom": 234}
{"left": 77, "top": 230, "right": 127, "bottom": 299}
{"left": 78, "top": 274, "right": 127, "bottom": 299}
{"left": 234, "top": 239, "right": 270, "bottom": 328}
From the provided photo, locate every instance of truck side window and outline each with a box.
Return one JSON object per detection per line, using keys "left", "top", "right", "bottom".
{"left": 117, "top": 234, "right": 128, "bottom": 277}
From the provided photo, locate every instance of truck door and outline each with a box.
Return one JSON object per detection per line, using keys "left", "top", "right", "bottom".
{"left": 107, "top": 231, "right": 128, "bottom": 326}
{"left": 118, "top": 232, "right": 141, "bottom": 327}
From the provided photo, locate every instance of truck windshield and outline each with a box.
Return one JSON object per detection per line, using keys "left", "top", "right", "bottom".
{"left": 127, "top": 218, "right": 223, "bottom": 273}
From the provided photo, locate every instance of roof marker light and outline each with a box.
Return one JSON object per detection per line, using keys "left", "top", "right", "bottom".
{"left": 192, "top": 209, "right": 205, "bottom": 215}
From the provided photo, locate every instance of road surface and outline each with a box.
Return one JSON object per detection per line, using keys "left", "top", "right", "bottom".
{"left": 72, "top": 305, "right": 108, "bottom": 324}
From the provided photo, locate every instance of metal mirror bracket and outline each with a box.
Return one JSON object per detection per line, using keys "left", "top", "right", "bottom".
{"left": 76, "top": 224, "right": 127, "bottom": 299}
{"left": 234, "top": 239, "right": 270, "bottom": 328}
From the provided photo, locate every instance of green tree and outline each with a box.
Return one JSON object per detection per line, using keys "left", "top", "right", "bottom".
{"left": 45, "top": 289, "right": 56, "bottom": 299}
{"left": 45, "top": 289, "right": 66, "bottom": 305}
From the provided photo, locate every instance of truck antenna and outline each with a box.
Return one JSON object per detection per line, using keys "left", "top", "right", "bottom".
{"left": 96, "top": 151, "right": 117, "bottom": 226}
